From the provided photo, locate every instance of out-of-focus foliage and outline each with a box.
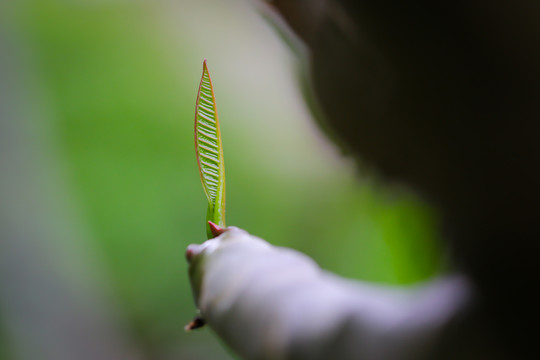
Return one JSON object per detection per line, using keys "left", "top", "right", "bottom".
{"left": 0, "top": 0, "right": 442, "bottom": 359}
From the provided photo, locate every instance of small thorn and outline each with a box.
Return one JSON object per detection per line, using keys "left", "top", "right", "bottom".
{"left": 208, "top": 221, "right": 225, "bottom": 238}
{"left": 184, "top": 316, "right": 206, "bottom": 331}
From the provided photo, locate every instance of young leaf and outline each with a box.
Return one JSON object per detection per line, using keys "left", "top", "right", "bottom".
{"left": 195, "top": 59, "right": 226, "bottom": 238}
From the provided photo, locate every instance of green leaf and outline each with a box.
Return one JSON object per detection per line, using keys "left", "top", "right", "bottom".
{"left": 195, "top": 59, "right": 226, "bottom": 238}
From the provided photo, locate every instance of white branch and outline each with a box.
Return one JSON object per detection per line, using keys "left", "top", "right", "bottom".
{"left": 187, "top": 227, "right": 472, "bottom": 360}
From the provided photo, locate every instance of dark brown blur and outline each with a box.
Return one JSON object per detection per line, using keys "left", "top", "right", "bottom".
{"left": 269, "top": 0, "right": 540, "bottom": 358}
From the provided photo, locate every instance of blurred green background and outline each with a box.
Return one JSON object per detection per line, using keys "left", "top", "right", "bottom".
{"left": 0, "top": 1, "right": 443, "bottom": 359}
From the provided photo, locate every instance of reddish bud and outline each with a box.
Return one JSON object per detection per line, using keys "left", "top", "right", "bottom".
{"left": 208, "top": 221, "right": 225, "bottom": 238}
{"left": 185, "top": 245, "right": 195, "bottom": 262}
{"left": 184, "top": 316, "right": 206, "bottom": 331}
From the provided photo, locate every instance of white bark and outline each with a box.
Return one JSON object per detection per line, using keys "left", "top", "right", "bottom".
{"left": 187, "top": 227, "right": 472, "bottom": 360}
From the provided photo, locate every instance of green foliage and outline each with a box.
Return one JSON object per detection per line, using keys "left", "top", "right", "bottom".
{"left": 195, "top": 60, "right": 226, "bottom": 238}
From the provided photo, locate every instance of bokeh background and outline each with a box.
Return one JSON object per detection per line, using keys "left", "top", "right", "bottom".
{"left": 1, "top": 1, "right": 443, "bottom": 359}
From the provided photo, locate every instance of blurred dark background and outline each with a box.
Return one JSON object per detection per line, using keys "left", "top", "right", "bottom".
{"left": 0, "top": 1, "right": 443, "bottom": 359}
